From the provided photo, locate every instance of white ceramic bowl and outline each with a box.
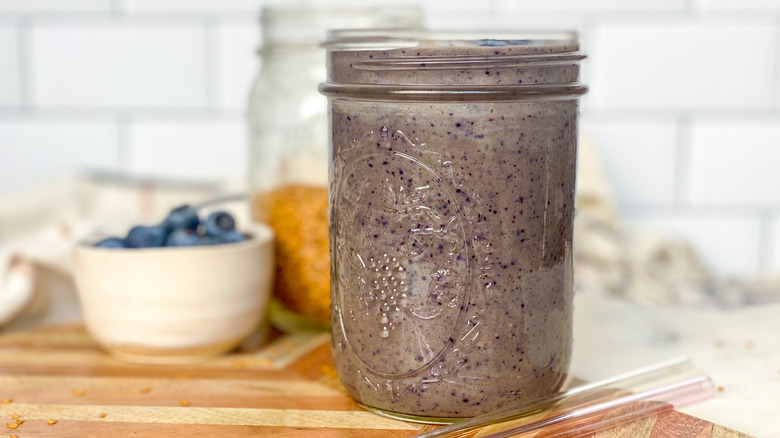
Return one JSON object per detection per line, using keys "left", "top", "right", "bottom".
{"left": 74, "top": 223, "right": 274, "bottom": 364}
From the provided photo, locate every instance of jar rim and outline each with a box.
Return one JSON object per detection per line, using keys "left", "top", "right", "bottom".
{"left": 321, "top": 30, "right": 586, "bottom": 100}
{"left": 322, "top": 29, "right": 579, "bottom": 52}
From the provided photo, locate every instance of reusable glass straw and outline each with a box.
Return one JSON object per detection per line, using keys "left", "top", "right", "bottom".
{"left": 479, "top": 375, "right": 715, "bottom": 438}
{"left": 415, "top": 356, "right": 692, "bottom": 438}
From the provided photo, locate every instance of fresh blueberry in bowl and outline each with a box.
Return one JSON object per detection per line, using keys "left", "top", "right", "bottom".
{"left": 215, "top": 230, "right": 246, "bottom": 244}
{"left": 204, "top": 211, "right": 236, "bottom": 236}
{"left": 203, "top": 212, "right": 247, "bottom": 245}
{"left": 126, "top": 225, "right": 169, "bottom": 248}
{"left": 93, "top": 201, "right": 247, "bottom": 249}
{"left": 197, "top": 235, "right": 219, "bottom": 246}
{"left": 165, "top": 228, "right": 200, "bottom": 247}
{"left": 95, "top": 237, "right": 126, "bottom": 249}
{"left": 164, "top": 205, "right": 200, "bottom": 231}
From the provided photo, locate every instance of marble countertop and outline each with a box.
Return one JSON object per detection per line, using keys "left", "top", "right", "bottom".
{"left": 571, "top": 293, "right": 780, "bottom": 437}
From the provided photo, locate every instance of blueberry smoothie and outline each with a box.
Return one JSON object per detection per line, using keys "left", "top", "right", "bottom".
{"left": 322, "top": 33, "right": 586, "bottom": 419}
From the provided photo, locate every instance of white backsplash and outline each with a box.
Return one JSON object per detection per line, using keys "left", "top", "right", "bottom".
{"left": 1, "top": 0, "right": 779, "bottom": 275}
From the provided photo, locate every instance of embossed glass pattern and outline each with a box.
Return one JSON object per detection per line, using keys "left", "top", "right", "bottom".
{"left": 322, "top": 31, "right": 586, "bottom": 421}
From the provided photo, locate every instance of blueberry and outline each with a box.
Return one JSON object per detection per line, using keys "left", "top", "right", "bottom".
{"left": 95, "top": 237, "right": 126, "bottom": 249}
{"left": 126, "top": 225, "right": 169, "bottom": 248}
{"left": 204, "top": 211, "right": 236, "bottom": 237}
{"left": 196, "top": 236, "right": 220, "bottom": 246}
{"left": 164, "top": 205, "right": 200, "bottom": 231}
{"left": 474, "top": 39, "right": 507, "bottom": 47}
{"left": 473, "top": 39, "right": 531, "bottom": 47}
{"left": 165, "top": 228, "right": 199, "bottom": 247}
{"left": 214, "top": 230, "right": 246, "bottom": 244}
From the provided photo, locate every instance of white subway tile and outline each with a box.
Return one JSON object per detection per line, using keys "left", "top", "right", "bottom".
{"left": 422, "top": 0, "right": 497, "bottom": 14}
{"left": 130, "top": 117, "right": 246, "bottom": 181}
{"left": 125, "top": 0, "right": 265, "bottom": 13}
{"left": 770, "top": 217, "right": 780, "bottom": 272}
{"left": 0, "top": 0, "right": 110, "bottom": 13}
{"left": 426, "top": 11, "right": 583, "bottom": 33}
{"left": 581, "top": 117, "right": 678, "bottom": 206}
{"left": 33, "top": 22, "right": 208, "bottom": 109}
{"left": 128, "top": 0, "right": 424, "bottom": 21}
{"left": 0, "top": 26, "right": 20, "bottom": 107}
{"left": 0, "top": 117, "right": 119, "bottom": 194}
{"left": 624, "top": 212, "right": 762, "bottom": 275}
{"left": 589, "top": 20, "right": 776, "bottom": 110}
{"left": 689, "top": 118, "right": 780, "bottom": 205}
{"left": 498, "top": 0, "right": 686, "bottom": 12}
{"left": 776, "top": 71, "right": 780, "bottom": 109}
{"left": 698, "top": 0, "right": 780, "bottom": 11}
{"left": 214, "top": 24, "right": 259, "bottom": 110}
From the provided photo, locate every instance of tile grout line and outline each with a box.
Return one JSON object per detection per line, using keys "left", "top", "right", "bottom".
{"left": 17, "top": 15, "right": 33, "bottom": 111}
{"left": 619, "top": 203, "right": 770, "bottom": 217}
{"left": 673, "top": 113, "right": 693, "bottom": 210}
{"left": 203, "top": 16, "right": 220, "bottom": 113}
{"left": 0, "top": 107, "right": 246, "bottom": 119}
{"left": 117, "top": 112, "right": 133, "bottom": 173}
{"left": 583, "top": 108, "right": 780, "bottom": 119}
{"left": 4, "top": 106, "right": 776, "bottom": 120}
{"left": 757, "top": 210, "right": 775, "bottom": 274}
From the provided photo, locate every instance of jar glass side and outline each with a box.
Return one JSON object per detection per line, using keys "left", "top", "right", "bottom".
{"left": 329, "top": 97, "right": 577, "bottom": 419}
{"left": 249, "top": 47, "right": 331, "bottom": 326}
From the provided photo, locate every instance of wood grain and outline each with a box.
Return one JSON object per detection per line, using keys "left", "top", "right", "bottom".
{"left": 0, "top": 324, "right": 753, "bottom": 437}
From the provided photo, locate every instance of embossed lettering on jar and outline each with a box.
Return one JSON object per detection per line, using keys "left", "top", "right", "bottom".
{"left": 321, "top": 32, "right": 587, "bottom": 420}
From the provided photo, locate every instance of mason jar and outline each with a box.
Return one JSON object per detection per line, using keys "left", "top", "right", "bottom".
{"left": 321, "top": 31, "right": 586, "bottom": 420}
{"left": 249, "top": 6, "right": 421, "bottom": 331}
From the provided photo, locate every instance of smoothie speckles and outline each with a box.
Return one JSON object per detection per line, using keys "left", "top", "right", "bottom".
{"left": 330, "top": 99, "right": 576, "bottom": 418}
{"left": 325, "top": 34, "right": 583, "bottom": 419}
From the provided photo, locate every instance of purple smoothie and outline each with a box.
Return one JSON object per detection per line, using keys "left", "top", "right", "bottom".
{"left": 323, "top": 34, "right": 585, "bottom": 419}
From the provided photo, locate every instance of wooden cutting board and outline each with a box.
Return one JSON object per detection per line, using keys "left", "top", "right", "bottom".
{"left": 0, "top": 324, "right": 752, "bottom": 437}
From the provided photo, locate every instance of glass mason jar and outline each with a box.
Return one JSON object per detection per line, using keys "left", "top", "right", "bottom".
{"left": 321, "top": 31, "right": 587, "bottom": 421}
{"left": 249, "top": 6, "right": 421, "bottom": 331}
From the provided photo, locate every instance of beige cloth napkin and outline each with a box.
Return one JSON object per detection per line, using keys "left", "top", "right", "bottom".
{"left": 574, "top": 130, "right": 780, "bottom": 306}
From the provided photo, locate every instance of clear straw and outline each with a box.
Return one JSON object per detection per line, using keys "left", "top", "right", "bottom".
{"left": 478, "top": 375, "right": 715, "bottom": 438}
{"left": 415, "top": 356, "right": 692, "bottom": 438}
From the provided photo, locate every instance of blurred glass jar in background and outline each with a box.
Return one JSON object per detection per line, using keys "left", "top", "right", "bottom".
{"left": 249, "top": 5, "right": 422, "bottom": 331}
